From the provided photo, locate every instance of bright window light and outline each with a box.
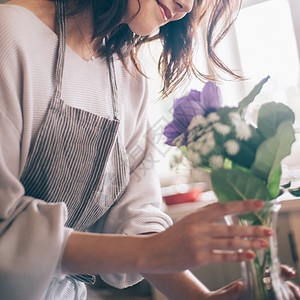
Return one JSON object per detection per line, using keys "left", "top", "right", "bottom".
{"left": 236, "top": 0, "right": 299, "bottom": 87}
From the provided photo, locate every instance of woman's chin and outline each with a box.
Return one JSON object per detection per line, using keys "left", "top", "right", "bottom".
{"left": 128, "top": 23, "right": 161, "bottom": 36}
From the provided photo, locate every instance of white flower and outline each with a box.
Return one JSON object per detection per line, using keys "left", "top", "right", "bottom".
{"left": 202, "top": 141, "right": 215, "bottom": 156}
{"left": 170, "top": 154, "right": 184, "bottom": 169}
{"left": 197, "top": 131, "right": 215, "bottom": 155}
{"left": 172, "top": 133, "right": 185, "bottom": 147}
{"left": 195, "top": 128, "right": 205, "bottom": 138}
{"left": 206, "top": 112, "right": 220, "bottom": 123}
{"left": 191, "top": 141, "right": 202, "bottom": 151}
{"left": 235, "top": 123, "right": 252, "bottom": 141}
{"left": 195, "top": 125, "right": 213, "bottom": 138}
{"left": 172, "top": 154, "right": 183, "bottom": 164}
{"left": 225, "top": 140, "right": 240, "bottom": 155}
{"left": 187, "top": 150, "right": 202, "bottom": 164}
{"left": 198, "top": 131, "right": 214, "bottom": 143}
{"left": 229, "top": 112, "right": 241, "bottom": 126}
{"left": 188, "top": 115, "right": 207, "bottom": 131}
{"left": 203, "top": 125, "right": 214, "bottom": 133}
{"left": 228, "top": 111, "right": 252, "bottom": 141}
{"left": 209, "top": 155, "right": 224, "bottom": 169}
{"left": 187, "top": 130, "right": 196, "bottom": 144}
{"left": 213, "top": 122, "right": 231, "bottom": 135}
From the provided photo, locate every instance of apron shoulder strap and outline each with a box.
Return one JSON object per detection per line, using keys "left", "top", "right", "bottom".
{"left": 53, "top": 0, "right": 66, "bottom": 102}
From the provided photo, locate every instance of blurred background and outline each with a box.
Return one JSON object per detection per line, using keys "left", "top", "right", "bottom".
{"left": 140, "top": 0, "right": 300, "bottom": 188}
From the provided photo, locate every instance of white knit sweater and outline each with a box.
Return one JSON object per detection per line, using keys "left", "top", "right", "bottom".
{"left": 0, "top": 4, "right": 172, "bottom": 299}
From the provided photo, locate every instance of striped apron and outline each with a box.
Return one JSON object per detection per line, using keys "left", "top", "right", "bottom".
{"left": 19, "top": 0, "right": 130, "bottom": 298}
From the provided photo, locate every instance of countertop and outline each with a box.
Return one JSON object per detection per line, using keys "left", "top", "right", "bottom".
{"left": 163, "top": 189, "right": 300, "bottom": 222}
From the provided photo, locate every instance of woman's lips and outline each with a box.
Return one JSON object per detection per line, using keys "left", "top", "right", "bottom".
{"left": 156, "top": 1, "right": 173, "bottom": 22}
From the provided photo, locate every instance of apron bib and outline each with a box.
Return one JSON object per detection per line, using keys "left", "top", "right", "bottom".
{"left": 19, "top": 0, "right": 129, "bottom": 296}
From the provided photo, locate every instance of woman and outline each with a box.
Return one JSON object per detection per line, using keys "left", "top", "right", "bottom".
{"left": 0, "top": 0, "right": 298, "bottom": 299}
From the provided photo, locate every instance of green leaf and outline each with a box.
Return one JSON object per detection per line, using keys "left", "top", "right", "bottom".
{"left": 246, "top": 126, "right": 265, "bottom": 152}
{"left": 179, "top": 145, "right": 188, "bottom": 157}
{"left": 211, "top": 168, "right": 271, "bottom": 203}
{"left": 281, "top": 182, "right": 291, "bottom": 189}
{"left": 239, "top": 210, "right": 272, "bottom": 226}
{"left": 266, "top": 164, "right": 281, "bottom": 199}
{"left": 228, "top": 141, "right": 256, "bottom": 169}
{"left": 238, "top": 212, "right": 264, "bottom": 224}
{"left": 224, "top": 158, "right": 233, "bottom": 169}
{"left": 278, "top": 189, "right": 284, "bottom": 197}
{"left": 257, "top": 102, "right": 295, "bottom": 139}
{"left": 238, "top": 76, "right": 270, "bottom": 117}
{"left": 288, "top": 187, "right": 300, "bottom": 197}
{"left": 251, "top": 121, "right": 295, "bottom": 182}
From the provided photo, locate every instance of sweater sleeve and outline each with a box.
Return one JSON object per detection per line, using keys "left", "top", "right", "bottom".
{"left": 0, "top": 7, "right": 73, "bottom": 300}
{"left": 101, "top": 119, "right": 173, "bottom": 236}
{"left": 92, "top": 73, "right": 173, "bottom": 289}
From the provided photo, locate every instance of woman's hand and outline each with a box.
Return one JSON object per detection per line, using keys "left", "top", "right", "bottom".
{"left": 203, "top": 280, "right": 244, "bottom": 300}
{"left": 201, "top": 265, "right": 300, "bottom": 300}
{"left": 143, "top": 199, "right": 272, "bottom": 273}
{"left": 281, "top": 265, "right": 300, "bottom": 299}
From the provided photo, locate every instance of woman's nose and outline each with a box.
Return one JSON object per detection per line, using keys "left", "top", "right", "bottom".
{"left": 175, "top": 0, "right": 194, "bottom": 13}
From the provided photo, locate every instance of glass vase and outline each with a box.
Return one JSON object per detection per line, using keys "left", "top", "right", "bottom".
{"left": 225, "top": 199, "right": 295, "bottom": 300}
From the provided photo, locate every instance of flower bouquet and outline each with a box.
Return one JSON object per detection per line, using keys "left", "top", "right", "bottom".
{"left": 164, "top": 77, "right": 300, "bottom": 300}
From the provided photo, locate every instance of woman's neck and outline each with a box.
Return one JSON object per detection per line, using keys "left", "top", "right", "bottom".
{"left": 67, "top": 9, "right": 97, "bottom": 61}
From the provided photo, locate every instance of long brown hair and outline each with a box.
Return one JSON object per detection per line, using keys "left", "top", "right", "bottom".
{"left": 63, "top": 0, "right": 242, "bottom": 97}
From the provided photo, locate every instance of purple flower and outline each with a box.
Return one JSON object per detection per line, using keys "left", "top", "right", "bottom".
{"left": 163, "top": 82, "right": 222, "bottom": 146}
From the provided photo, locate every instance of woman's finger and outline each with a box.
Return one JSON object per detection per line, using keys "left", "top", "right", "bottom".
{"left": 198, "top": 200, "right": 264, "bottom": 222}
{"left": 286, "top": 281, "right": 300, "bottom": 300}
{"left": 208, "top": 280, "right": 244, "bottom": 300}
{"left": 210, "top": 224, "right": 273, "bottom": 238}
{"left": 281, "top": 264, "right": 296, "bottom": 279}
{"left": 210, "top": 250, "right": 256, "bottom": 264}
{"left": 200, "top": 237, "right": 269, "bottom": 251}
